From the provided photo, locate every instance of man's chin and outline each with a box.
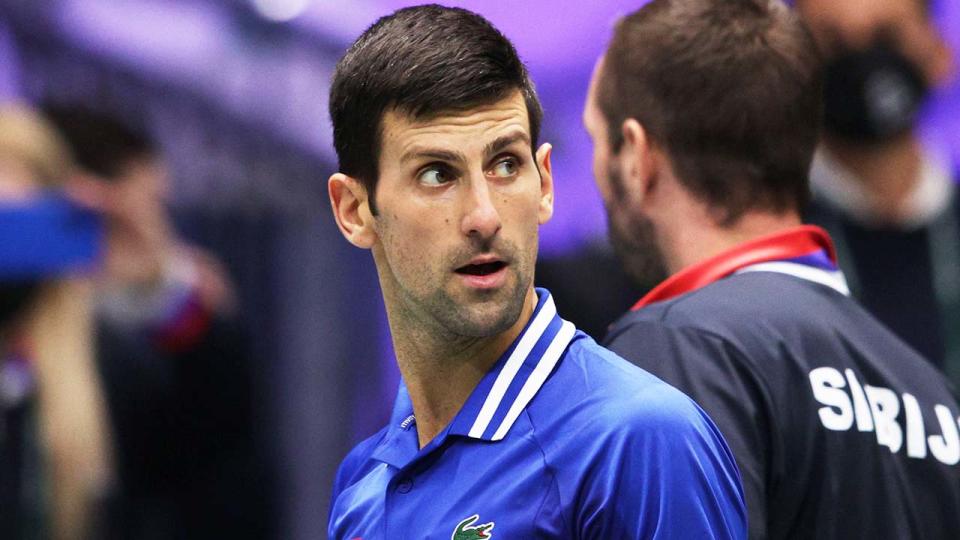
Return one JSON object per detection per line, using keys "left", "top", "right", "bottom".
{"left": 440, "top": 283, "right": 527, "bottom": 338}
{"left": 457, "top": 312, "right": 521, "bottom": 338}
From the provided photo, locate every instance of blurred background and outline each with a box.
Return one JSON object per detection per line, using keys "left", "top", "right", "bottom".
{"left": 0, "top": 0, "right": 957, "bottom": 538}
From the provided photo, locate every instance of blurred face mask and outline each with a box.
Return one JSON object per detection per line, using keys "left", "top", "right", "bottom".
{"left": 822, "top": 39, "right": 929, "bottom": 145}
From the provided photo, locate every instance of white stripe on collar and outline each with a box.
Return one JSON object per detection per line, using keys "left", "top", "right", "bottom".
{"left": 491, "top": 320, "right": 576, "bottom": 441}
{"left": 735, "top": 261, "right": 851, "bottom": 296}
{"left": 467, "top": 294, "right": 558, "bottom": 438}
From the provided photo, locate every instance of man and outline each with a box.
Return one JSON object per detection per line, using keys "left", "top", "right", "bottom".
{"left": 585, "top": 1, "right": 960, "bottom": 539}
{"left": 43, "top": 106, "right": 271, "bottom": 539}
{"left": 797, "top": 0, "right": 960, "bottom": 381}
{"left": 326, "top": 5, "right": 746, "bottom": 539}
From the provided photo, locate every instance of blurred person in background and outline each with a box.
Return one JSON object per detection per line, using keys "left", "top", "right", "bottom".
{"left": 43, "top": 106, "right": 270, "bottom": 540}
{"left": 587, "top": 0, "right": 960, "bottom": 538}
{"left": 0, "top": 104, "right": 112, "bottom": 539}
{"left": 798, "top": 0, "right": 960, "bottom": 380}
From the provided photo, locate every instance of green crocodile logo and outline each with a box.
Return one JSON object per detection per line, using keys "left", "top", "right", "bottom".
{"left": 451, "top": 514, "right": 495, "bottom": 540}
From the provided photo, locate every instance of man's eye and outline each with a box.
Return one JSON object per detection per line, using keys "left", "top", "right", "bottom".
{"left": 490, "top": 158, "right": 518, "bottom": 178}
{"left": 418, "top": 167, "right": 450, "bottom": 186}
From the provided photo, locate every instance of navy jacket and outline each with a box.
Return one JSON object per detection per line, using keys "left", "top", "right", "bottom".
{"left": 607, "top": 271, "right": 960, "bottom": 539}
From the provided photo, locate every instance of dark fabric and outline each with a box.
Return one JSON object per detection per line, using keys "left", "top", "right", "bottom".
{"left": 1, "top": 400, "right": 29, "bottom": 539}
{"left": 536, "top": 241, "right": 648, "bottom": 340}
{"left": 96, "top": 313, "right": 272, "bottom": 540}
{"left": 804, "top": 187, "right": 960, "bottom": 372}
{"left": 605, "top": 272, "right": 960, "bottom": 540}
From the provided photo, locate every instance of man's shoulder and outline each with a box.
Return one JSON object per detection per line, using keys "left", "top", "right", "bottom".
{"left": 332, "top": 426, "right": 391, "bottom": 493}
{"left": 613, "top": 271, "right": 852, "bottom": 343}
{"left": 605, "top": 271, "right": 956, "bottom": 411}
{"left": 535, "top": 334, "right": 714, "bottom": 440}
{"left": 532, "top": 334, "right": 742, "bottom": 525}
{"left": 603, "top": 272, "right": 868, "bottom": 391}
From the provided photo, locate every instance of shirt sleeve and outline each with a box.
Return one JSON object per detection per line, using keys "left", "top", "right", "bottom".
{"left": 604, "top": 319, "right": 772, "bottom": 540}
{"left": 575, "top": 381, "right": 748, "bottom": 539}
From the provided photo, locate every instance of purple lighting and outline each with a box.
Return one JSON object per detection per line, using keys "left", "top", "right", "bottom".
{"left": 354, "top": 0, "right": 960, "bottom": 254}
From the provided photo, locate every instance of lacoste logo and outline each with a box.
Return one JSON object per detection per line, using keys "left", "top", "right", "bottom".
{"left": 451, "top": 514, "right": 495, "bottom": 539}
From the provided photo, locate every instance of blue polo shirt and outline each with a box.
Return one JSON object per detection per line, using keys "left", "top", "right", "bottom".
{"left": 329, "top": 289, "right": 746, "bottom": 539}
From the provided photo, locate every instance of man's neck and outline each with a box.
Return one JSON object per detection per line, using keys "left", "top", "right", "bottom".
{"left": 387, "top": 287, "right": 538, "bottom": 449}
{"left": 663, "top": 210, "right": 803, "bottom": 275}
{"left": 823, "top": 134, "right": 924, "bottom": 223}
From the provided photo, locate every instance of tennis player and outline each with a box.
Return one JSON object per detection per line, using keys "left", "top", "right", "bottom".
{"left": 326, "top": 5, "right": 746, "bottom": 539}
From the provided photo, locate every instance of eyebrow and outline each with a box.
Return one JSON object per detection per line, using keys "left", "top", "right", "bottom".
{"left": 483, "top": 131, "right": 531, "bottom": 158}
{"left": 399, "top": 131, "right": 532, "bottom": 166}
{"left": 399, "top": 147, "right": 468, "bottom": 165}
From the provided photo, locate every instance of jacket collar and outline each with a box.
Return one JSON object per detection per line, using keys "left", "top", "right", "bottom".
{"left": 633, "top": 225, "right": 848, "bottom": 310}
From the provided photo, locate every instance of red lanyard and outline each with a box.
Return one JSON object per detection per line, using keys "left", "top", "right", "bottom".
{"left": 633, "top": 225, "right": 838, "bottom": 310}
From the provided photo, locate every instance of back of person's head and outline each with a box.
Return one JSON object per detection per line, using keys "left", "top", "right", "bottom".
{"left": 329, "top": 4, "right": 543, "bottom": 214}
{"left": 0, "top": 105, "right": 75, "bottom": 331}
{"left": 598, "top": 0, "right": 822, "bottom": 225}
{"left": 42, "top": 104, "right": 155, "bottom": 182}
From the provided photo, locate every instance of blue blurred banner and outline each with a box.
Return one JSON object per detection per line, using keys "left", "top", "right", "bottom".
{"left": 0, "top": 194, "right": 102, "bottom": 280}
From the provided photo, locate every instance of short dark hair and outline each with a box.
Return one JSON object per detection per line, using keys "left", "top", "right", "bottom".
{"left": 329, "top": 4, "right": 543, "bottom": 214}
{"left": 42, "top": 105, "right": 156, "bottom": 181}
{"left": 598, "top": 0, "right": 822, "bottom": 224}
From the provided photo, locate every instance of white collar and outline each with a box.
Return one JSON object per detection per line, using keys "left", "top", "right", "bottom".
{"left": 387, "top": 289, "right": 577, "bottom": 444}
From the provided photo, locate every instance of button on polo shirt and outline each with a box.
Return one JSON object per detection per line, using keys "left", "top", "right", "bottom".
{"left": 329, "top": 289, "right": 746, "bottom": 539}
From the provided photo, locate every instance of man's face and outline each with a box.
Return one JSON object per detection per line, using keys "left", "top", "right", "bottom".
{"left": 583, "top": 63, "right": 668, "bottom": 287}
{"left": 370, "top": 91, "right": 553, "bottom": 338}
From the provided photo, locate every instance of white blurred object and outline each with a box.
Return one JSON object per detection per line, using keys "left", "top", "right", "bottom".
{"left": 252, "top": 0, "right": 311, "bottom": 22}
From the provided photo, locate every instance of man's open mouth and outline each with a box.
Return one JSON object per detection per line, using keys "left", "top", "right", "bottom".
{"left": 455, "top": 261, "right": 507, "bottom": 276}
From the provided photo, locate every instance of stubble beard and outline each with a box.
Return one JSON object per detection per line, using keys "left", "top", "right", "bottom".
{"left": 437, "top": 236, "right": 532, "bottom": 339}
{"left": 604, "top": 161, "right": 669, "bottom": 288}
{"left": 396, "top": 236, "right": 534, "bottom": 342}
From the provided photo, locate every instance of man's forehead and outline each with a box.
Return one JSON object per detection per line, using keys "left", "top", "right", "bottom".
{"left": 381, "top": 92, "right": 532, "bottom": 156}
{"left": 798, "top": 0, "right": 927, "bottom": 27}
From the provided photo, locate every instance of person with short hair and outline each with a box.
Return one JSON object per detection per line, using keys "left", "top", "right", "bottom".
{"left": 42, "top": 105, "right": 270, "bottom": 539}
{"left": 584, "top": 1, "right": 960, "bottom": 538}
{"left": 326, "top": 5, "right": 746, "bottom": 539}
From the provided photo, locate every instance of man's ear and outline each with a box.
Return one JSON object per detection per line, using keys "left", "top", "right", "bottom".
{"left": 535, "top": 143, "right": 555, "bottom": 225}
{"left": 620, "top": 118, "right": 658, "bottom": 198}
{"left": 328, "top": 173, "right": 377, "bottom": 249}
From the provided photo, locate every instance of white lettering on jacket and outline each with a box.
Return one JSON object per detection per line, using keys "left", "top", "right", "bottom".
{"left": 809, "top": 367, "right": 960, "bottom": 465}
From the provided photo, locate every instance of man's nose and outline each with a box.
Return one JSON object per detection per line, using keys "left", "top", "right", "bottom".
{"left": 460, "top": 175, "right": 502, "bottom": 241}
